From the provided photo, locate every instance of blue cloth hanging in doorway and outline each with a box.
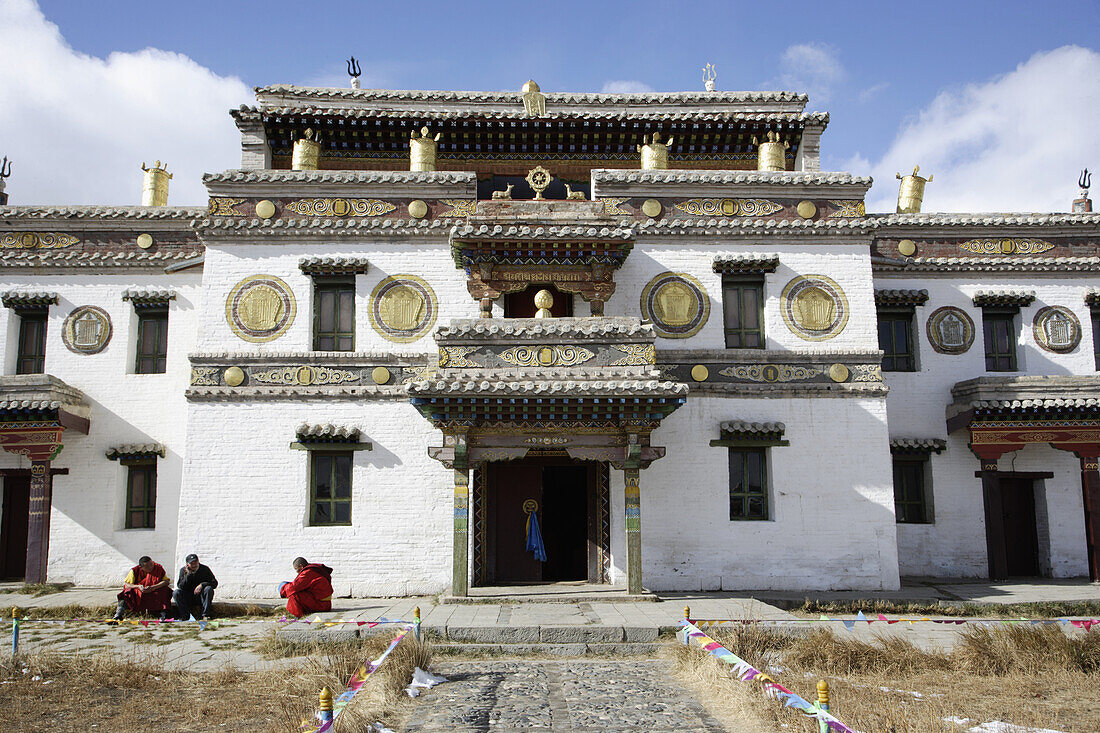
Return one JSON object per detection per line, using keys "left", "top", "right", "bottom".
{"left": 525, "top": 510, "right": 548, "bottom": 562}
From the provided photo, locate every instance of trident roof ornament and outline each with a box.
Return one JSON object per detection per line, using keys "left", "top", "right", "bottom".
{"left": 347, "top": 56, "right": 361, "bottom": 89}
{"left": 703, "top": 63, "right": 717, "bottom": 92}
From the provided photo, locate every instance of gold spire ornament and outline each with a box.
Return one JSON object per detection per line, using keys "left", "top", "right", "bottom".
{"left": 753, "top": 132, "right": 788, "bottom": 172}
{"left": 525, "top": 166, "right": 552, "bottom": 200}
{"left": 638, "top": 133, "right": 674, "bottom": 170}
{"left": 534, "top": 289, "right": 554, "bottom": 318}
{"left": 896, "top": 166, "right": 932, "bottom": 213}
{"left": 410, "top": 127, "right": 442, "bottom": 172}
{"left": 292, "top": 128, "right": 321, "bottom": 171}
{"left": 141, "top": 161, "right": 172, "bottom": 206}
{"left": 522, "top": 80, "right": 546, "bottom": 117}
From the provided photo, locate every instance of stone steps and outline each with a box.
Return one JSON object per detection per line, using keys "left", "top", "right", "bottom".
{"left": 431, "top": 641, "right": 662, "bottom": 657}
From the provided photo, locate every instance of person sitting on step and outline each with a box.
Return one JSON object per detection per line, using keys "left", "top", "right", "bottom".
{"left": 278, "top": 557, "right": 334, "bottom": 618}
{"left": 113, "top": 555, "right": 171, "bottom": 621}
{"left": 174, "top": 553, "right": 218, "bottom": 621}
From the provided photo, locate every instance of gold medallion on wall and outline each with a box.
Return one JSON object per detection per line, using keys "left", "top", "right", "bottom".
{"left": 925, "top": 306, "right": 975, "bottom": 355}
{"left": 369, "top": 275, "right": 438, "bottom": 343}
{"left": 225, "top": 275, "right": 297, "bottom": 343}
{"left": 1033, "top": 306, "right": 1081, "bottom": 353}
{"left": 640, "top": 272, "right": 710, "bottom": 338}
{"left": 61, "top": 305, "right": 112, "bottom": 354}
{"left": 780, "top": 275, "right": 848, "bottom": 341}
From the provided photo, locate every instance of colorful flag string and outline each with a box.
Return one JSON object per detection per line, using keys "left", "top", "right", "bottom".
{"left": 680, "top": 620, "right": 860, "bottom": 733}
{"left": 688, "top": 612, "right": 1099, "bottom": 632}
{"left": 301, "top": 624, "right": 413, "bottom": 733}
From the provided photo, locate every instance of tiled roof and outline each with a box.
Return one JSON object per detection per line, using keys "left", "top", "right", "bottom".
{"left": 712, "top": 255, "right": 780, "bottom": 274}
{"left": 435, "top": 318, "right": 655, "bottom": 340}
{"left": 0, "top": 250, "right": 203, "bottom": 268}
{"left": 105, "top": 444, "right": 166, "bottom": 460}
{"left": 248, "top": 105, "right": 827, "bottom": 124}
{"left": 202, "top": 170, "right": 476, "bottom": 185}
{"left": 2, "top": 291, "right": 58, "bottom": 307}
{"left": 718, "top": 420, "right": 786, "bottom": 436}
{"left": 407, "top": 377, "right": 688, "bottom": 397}
{"left": 296, "top": 423, "right": 362, "bottom": 441}
{"left": 451, "top": 223, "right": 634, "bottom": 240}
{"left": 592, "top": 170, "right": 869, "bottom": 186}
{"left": 636, "top": 218, "right": 872, "bottom": 235}
{"left": 0, "top": 399, "right": 63, "bottom": 410}
{"left": 876, "top": 257, "right": 1100, "bottom": 272}
{"left": 0, "top": 206, "right": 204, "bottom": 220}
{"left": 192, "top": 217, "right": 452, "bottom": 236}
{"left": 122, "top": 289, "right": 176, "bottom": 305}
{"left": 299, "top": 256, "right": 371, "bottom": 275}
{"left": 972, "top": 291, "right": 1036, "bottom": 308}
{"left": 890, "top": 438, "right": 947, "bottom": 454}
{"left": 970, "top": 398, "right": 1100, "bottom": 410}
{"left": 871, "top": 212, "right": 1100, "bottom": 227}
{"left": 875, "top": 289, "right": 929, "bottom": 306}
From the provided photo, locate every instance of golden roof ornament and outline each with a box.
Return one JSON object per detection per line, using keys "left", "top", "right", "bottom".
{"left": 753, "top": 131, "right": 788, "bottom": 172}
{"left": 409, "top": 126, "right": 442, "bottom": 172}
{"left": 525, "top": 165, "right": 553, "bottom": 200}
{"left": 896, "top": 165, "right": 932, "bottom": 214}
{"left": 347, "top": 56, "right": 361, "bottom": 89}
{"left": 522, "top": 79, "right": 546, "bottom": 117}
{"left": 703, "top": 63, "right": 717, "bottom": 92}
{"left": 140, "top": 160, "right": 172, "bottom": 207}
{"left": 292, "top": 128, "right": 322, "bottom": 171}
{"left": 534, "top": 289, "right": 554, "bottom": 318}
{"left": 638, "top": 132, "right": 674, "bottom": 170}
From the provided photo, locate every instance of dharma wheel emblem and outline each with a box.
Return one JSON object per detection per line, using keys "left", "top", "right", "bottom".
{"left": 525, "top": 166, "right": 552, "bottom": 200}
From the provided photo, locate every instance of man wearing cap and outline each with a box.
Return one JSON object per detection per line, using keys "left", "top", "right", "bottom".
{"left": 174, "top": 553, "right": 218, "bottom": 621}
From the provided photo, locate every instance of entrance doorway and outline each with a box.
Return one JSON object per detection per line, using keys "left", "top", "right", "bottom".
{"left": 0, "top": 476, "right": 30, "bottom": 580}
{"left": 474, "top": 457, "right": 609, "bottom": 585}
{"left": 999, "top": 478, "right": 1040, "bottom": 576}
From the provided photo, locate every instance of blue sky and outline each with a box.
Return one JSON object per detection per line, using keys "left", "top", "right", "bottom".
{"left": 5, "top": 0, "right": 1100, "bottom": 209}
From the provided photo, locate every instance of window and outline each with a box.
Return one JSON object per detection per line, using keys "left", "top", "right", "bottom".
{"left": 310, "top": 452, "right": 353, "bottom": 526}
{"left": 729, "top": 448, "right": 768, "bottom": 520}
{"left": 135, "top": 308, "right": 168, "bottom": 374}
{"left": 722, "top": 277, "right": 764, "bottom": 348}
{"left": 125, "top": 462, "right": 157, "bottom": 529}
{"left": 982, "top": 311, "right": 1018, "bottom": 372}
{"left": 15, "top": 310, "right": 47, "bottom": 375}
{"left": 313, "top": 278, "right": 355, "bottom": 351}
{"left": 892, "top": 457, "right": 930, "bottom": 524}
{"left": 878, "top": 309, "right": 916, "bottom": 371}
{"left": 1092, "top": 307, "right": 1100, "bottom": 371}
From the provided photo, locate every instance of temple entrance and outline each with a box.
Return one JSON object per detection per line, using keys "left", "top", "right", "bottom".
{"left": 0, "top": 476, "right": 30, "bottom": 580}
{"left": 999, "top": 478, "right": 1041, "bottom": 576}
{"left": 475, "top": 457, "right": 609, "bottom": 585}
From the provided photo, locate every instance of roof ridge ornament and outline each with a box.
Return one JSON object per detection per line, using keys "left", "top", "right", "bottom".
{"left": 140, "top": 160, "right": 171, "bottom": 207}
{"left": 409, "top": 126, "right": 442, "bottom": 172}
{"left": 521, "top": 79, "right": 546, "bottom": 117}
{"left": 347, "top": 57, "right": 361, "bottom": 89}
{"left": 0, "top": 156, "right": 10, "bottom": 205}
{"left": 638, "top": 133, "right": 673, "bottom": 170}
{"left": 896, "top": 165, "right": 932, "bottom": 214}
{"left": 703, "top": 63, "right": 717, "bottom": 92}
{"left": 752, "top": 131, "right": 788, "bottom": 172}
{"left": 1075, "top": 168, "right": 1093, "bottom": 213}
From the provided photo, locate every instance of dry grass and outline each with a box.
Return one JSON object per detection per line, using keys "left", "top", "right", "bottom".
{"left": 16, "top": 582, "right": 71, "bottom": 597}
{"left": 795, "top": 598, "right": 1100, "bottom": 619}
{"left": 0, "top": 630, "right": 432, "bottom": 732}
{"left": 672, "top": 624, "right": 1100, "bottom": 732}
{"left": 11, "top": 601, "right": 284, "bottom": 620}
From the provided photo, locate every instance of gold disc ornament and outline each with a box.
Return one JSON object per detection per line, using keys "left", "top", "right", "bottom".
{"left": 225, "top": 275, "right": 296, "bottom": 343}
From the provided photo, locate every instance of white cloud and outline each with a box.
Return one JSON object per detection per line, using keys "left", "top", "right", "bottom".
{"left": 863, "top": 46, "right": 1100, "bottom": 213}
{"left": 601, "top": 80, "right": 654, "bottom": 94}
{"left": 0, "top": 0, "right": 250, "bottom": 206}
{"left": 858, "top": 82, "right": 889, "bottom": 103}
{"left": 771, "top": 43, "right": 844, "bottom": 105}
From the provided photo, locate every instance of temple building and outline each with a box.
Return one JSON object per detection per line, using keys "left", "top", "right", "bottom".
{"left": 0, "top": 74, "right": 1097, "bottom": 597}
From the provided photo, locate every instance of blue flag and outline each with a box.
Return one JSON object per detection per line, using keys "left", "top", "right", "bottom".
{"left": 525, "top": 510, "right": 548, "bottom": 562}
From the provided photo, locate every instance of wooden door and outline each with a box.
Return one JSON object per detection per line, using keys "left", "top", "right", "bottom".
{"left": 489, "top": 462, "right": 543, "bottom": 582}
{"left": 542, "top": 465, "right": 589, "bottom": 581}
{"left": 0, "top": 477, "right": 30, "bottom": 580}
{"left": 1000, "top": 478, "right": 1040, "bottom": 576}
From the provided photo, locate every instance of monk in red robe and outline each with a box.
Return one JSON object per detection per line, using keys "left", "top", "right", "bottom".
{"left": 279, "top": 557, "right": 334, "bottom": 618}
{"left": 114, "top": 556, "right": 171, "bottom": 620}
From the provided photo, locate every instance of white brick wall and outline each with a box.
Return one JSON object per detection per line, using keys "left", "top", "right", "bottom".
{"left": 0, "top": 273, "right": 201, "bottom": 584}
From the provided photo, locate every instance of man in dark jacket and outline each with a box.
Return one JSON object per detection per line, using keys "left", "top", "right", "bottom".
{"left": 174, "top": 553, "right": 218, "bottom": 620}
{"left": 278, "top": 557, "right": 333, "bottom": 617}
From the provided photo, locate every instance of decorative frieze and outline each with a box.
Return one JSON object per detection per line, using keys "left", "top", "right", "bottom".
{"left": 829, "top": 200, "right": 866, "bottom": 217}
{"left": 608, "top": 344, "right": 655, "bottom": 366}
{"left": 438, "top": 346, "right": 482, "bottom": 368}
{"left": 958, "top": 238, "right": 1055, "bottom": 255}
{"left": 207, "top": 197, "right": 244, "bottom": 216}
{"left": 284, "top": 198, "right": 396, "bottom": 217}
{"left": 674, "top": 199, "right": 782, "bottom": 217}
{"left": 252, "top": 365, "right": 360, "bottom": 386}
{"left": 0, "top": 232, "right": 80, "bottom": 249}
{"left": 601, "top": 198, "right": 630, "bottom": 216}
{"left": 499, "top": 345, "right": 595, "bottom": 367}
{"left": 719, "top": 364, "right": 822, "bottom": 382}
{"left": 439, "top": 200, "right": 478, "bottom": 218}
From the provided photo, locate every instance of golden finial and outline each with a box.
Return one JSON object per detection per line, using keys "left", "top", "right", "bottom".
{"left": 896, "top": 165, "right": 933, "bottom": 213}
{"left": 140, "top": 161, "right": 172, "bottom": 206}
{"left": 753, "top": 131, "right": 789, "bottom": 172}
{"left": 702, "top": 63, "right": 717, "bottom": 91}
{"left": 817, "top": 679, "right": 830, "bottom": 705}
{"left": 683, "top": 605, "right": 691, "bottom": 621}
{"left": 522, "top": 79, "right": 546, "bottom": 117}
{"left": 534, "top": 289, "right": 554, "bottom": 318}
{"left": 409, "top": 126, "right": 442, "bottom": 172}
{"left": 292, "top": 128, "right": 322, "bottom": 171}
{"left": 638, "top": 133, "right": 674, "bottom": 170}
{"left": 319, "top": 686, "right": 333, "bottom": 711}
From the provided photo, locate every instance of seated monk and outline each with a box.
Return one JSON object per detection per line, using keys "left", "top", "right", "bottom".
{"left": 114, "top": 555, "right": 171, "bottom": 620}
{"left": 278, "top": 557, "right": 334, "bottom": 618}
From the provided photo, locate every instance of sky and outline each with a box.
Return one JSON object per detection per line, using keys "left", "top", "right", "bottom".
{"left": 1, "top": 0, "right": 1098, "bottom": 212}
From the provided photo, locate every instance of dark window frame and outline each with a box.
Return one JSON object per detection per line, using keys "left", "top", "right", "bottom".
{"left": 722, "top": 276, "right": 765, "bottom": 349}
{"left": 123, "top": 459, "right": 157, "bottom": 529}
{"left": 312, "top": 277, "right": 356, "bottom": 352}
{"left": 309, "top": 451, "right": 354, "bottom": 526}
{"left": 134, "top": 307, "right": 169, "bottom": 374}
{"left": 981, "top": 308, "right": 1019, "bottom": 372}
{"left": 15, "top": 308, "right": 47, "bottom": 375}
{"left": 892, "top": 456, "right": 932, "bottom": 524}
{"left": 877, "top": 307, "right": 917, "bottom": 372}
{"left": 728, "top": 447, "right": 769, "bottom": 520}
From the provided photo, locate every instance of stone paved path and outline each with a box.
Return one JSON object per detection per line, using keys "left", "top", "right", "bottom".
{"left": 403, "top": 659, "right": 727, "bottom": 732}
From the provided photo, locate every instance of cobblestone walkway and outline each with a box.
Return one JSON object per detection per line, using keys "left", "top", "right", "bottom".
{"left": 404, "top": 659, "right": 727, "bottom": 732}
